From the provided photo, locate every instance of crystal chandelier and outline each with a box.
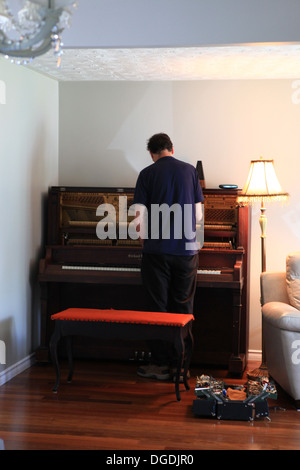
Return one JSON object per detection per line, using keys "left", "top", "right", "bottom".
{"left": 0, "top": 0, "right": 78, "bottom": 66}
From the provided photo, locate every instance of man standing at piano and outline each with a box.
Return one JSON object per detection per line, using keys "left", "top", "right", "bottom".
{"left": 133, "top": 132, "right": 204, "bottom": 380}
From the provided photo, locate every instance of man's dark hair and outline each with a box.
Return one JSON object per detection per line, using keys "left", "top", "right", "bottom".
{"left": 147, "top": 133, "right": 173, "bottom": 154}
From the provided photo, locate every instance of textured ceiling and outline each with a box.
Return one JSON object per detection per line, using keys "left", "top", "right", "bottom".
{"left": 25, "top": 43, "right": 300, "bottom": 81}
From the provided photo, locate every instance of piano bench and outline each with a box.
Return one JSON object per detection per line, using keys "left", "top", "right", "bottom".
{"left": 49, "top": 308, "right": 194, "bottom": 401}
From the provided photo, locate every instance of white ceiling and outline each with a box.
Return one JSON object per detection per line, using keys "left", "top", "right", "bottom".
{"left": 25, "top": 43, "right": 300, "bottom": 81}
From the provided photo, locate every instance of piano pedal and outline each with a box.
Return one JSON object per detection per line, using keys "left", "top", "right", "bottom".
{"left": 129, "top": 350, "right": 151, "bottom": 362}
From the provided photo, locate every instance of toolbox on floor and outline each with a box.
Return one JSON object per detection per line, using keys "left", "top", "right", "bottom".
{"left": 192, "top": 374, "right": 277, "bottom": 421}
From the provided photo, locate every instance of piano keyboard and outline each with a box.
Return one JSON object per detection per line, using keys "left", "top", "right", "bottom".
{"left": 62, "top": 265, "right": 221, "bottom": 275}
{"left": 197, "top": 269, "right": 221, "bottom": 275}
{"left": 62, "top": 265, "right": 140, "bottom": 272}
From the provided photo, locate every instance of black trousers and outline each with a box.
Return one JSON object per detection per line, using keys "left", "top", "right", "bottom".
{"left": 141, "top": 252, "right": 198, "bottom": 366}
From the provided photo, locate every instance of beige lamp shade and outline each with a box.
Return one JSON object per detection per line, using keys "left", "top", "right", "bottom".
{"left": 238, "top": 158, "right": 289, "bottom": 204}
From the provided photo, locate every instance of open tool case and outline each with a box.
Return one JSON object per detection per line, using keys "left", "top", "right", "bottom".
{"left": 192, "top": 374, "right": 277, "bottom": 421}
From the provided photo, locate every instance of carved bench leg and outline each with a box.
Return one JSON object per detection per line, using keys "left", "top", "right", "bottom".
{"left": 49, "top": 319, "right": 194, "bottom": 401}
{"left": 49, "top": 322, "right": 62, "bottom": 393}
{"left": 183, "top": 325, "right": 194, "bottom": 391}
{"left": 66, "top": 336, "right": 73, "bottom": 383}
{"left": 174, "top": 325, "right": 194, "bottom": 400}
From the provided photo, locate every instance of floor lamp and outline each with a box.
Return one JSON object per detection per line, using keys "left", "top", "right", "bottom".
{"left": 237, "top": 157, "right": 289, "bottom": 379}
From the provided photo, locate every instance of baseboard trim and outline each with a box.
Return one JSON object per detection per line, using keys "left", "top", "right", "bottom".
{"left": 0, "top": 354, "right": 35, "bottom": 386}
{"left": 248, "top": 350, "right": 262, "bottom": 362}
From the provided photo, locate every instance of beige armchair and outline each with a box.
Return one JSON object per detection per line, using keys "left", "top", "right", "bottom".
{"left": 261, "top": 252, "right": 300, "bottom": 410}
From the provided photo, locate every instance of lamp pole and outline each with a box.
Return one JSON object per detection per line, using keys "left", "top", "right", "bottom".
{"left": 248, "top": 198, "right": 269, "bottom": 379}
{"left": 259, "top": 198, "right": 267, "bottom": 273}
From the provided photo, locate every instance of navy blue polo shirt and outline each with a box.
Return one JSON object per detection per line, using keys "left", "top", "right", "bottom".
{"left": 134, "top": 156, "right": 204, "bottom": 255}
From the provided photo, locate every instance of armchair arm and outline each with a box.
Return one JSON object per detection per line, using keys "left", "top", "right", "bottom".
{"left": 262, "top": 301, "right": 300, "bottom": 331}
{"left": 260, "top": 271, "right": 290, "bottom": 305}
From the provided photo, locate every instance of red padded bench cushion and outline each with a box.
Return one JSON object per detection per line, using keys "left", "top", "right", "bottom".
{"left": 51, "top": 308, "right": 194, "bottom": 327}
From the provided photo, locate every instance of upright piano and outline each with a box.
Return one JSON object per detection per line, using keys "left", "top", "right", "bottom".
{"left": 38, "top": 186, "right": 250, "bottom": 374}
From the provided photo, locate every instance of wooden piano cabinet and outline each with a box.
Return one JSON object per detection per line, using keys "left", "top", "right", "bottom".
{"left": 37, "top": 186, "right": 250, "bottom": 375}
{"left": 192, "top": 286, "right": 245, "bottom": 374}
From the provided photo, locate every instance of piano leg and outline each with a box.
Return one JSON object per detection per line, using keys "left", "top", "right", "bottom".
{"left": 49, "top": 325, "right": 73, "bottom": 391}
{"left": 229, "top": 287, "right": 245, "bottom": 375}
{"left": 37, "top": 283, "right": 60, "bottom": 363}
{"left": 229, "top": 353, "right": 246, "bottom": 376}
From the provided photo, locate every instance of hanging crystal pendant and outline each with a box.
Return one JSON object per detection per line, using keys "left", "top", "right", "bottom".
{"left": 0, "top": 0, "right": 78, "bottom": 66}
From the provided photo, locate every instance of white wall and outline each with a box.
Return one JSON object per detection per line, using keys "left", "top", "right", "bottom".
{"left": 0, "top": 58, "right": 59, "bottom": 377}
{"left": 59, "top": 79, "right": 300, "bottom": 354}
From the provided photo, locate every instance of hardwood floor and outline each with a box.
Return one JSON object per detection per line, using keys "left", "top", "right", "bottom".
{"left": 0, "top": 359, "right": 299, "bottom": 451}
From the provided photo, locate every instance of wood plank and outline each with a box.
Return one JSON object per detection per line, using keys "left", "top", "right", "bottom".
{"left": 0, "top": 360, "right": 299, "bottom": 450}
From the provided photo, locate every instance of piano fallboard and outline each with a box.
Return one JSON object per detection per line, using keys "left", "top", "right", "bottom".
{"left": 39, "top": 245, "right": 244, "bottom": 289}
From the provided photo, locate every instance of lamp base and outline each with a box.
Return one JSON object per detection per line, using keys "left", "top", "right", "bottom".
{"left": 247, "top": 363, "right": 269, "bottom": 381}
